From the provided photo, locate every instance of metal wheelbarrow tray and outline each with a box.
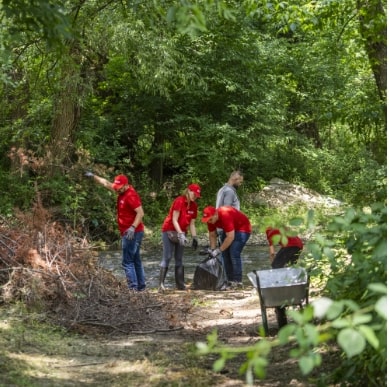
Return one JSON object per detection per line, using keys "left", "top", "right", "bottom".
{"left": 247, "top": 267, "right": 309, "bottom": 335}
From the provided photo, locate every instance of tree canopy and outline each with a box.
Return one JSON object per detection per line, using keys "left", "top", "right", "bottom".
{"left": 0, "top": 0, "right": 386, "bottom": 218}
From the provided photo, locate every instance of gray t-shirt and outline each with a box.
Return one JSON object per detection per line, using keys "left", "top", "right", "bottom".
{"left": 216, "top": 184, "right": 240, "bottom": 210}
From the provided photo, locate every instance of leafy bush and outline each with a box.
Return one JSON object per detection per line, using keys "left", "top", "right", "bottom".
{"left": 196, "top": 203, "right": 387, "bottom": 386}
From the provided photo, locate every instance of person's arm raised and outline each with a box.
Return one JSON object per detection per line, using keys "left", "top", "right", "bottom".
{"left": 85, "top": 172, "right": 114, "bottom": 191}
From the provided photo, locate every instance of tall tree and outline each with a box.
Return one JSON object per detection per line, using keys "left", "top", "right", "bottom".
{"left": 356, "top": 0, "right": 386, "bottom": 103}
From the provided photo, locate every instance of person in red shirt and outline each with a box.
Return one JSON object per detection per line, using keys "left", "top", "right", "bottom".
{"left": 201, "top": 205, "right": 251, "bottom": 287}
{"left": 265, "top": 226, "right": 304, "bottom": 327}
{"left": 265, "top": 227, "right": 303, "bottom": 269}
{"left": 85, "top": 172, "right": 146, "bottom": 291}
{"left": 159, "top": 183, "right": 201, "bottom": 291}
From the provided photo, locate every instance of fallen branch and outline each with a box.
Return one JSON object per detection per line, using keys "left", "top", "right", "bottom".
{"left": 54, "top": 361, "right": 107, "bottom": 368}
{"left": 130, "top": 326, "right": 184, "bottom": 334}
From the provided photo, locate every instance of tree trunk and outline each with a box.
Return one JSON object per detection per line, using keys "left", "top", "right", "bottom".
{"left": 357, "top": 0, "right": 387, "bottom": 104}
{"left": 47, "top": 58, "right": 81, "bottom": 175}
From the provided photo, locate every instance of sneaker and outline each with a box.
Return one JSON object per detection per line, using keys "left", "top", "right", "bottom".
{"left": 220, "top": 282, "right": 229, "bottom": 291}
{"left": 228, "top": 281, "right": 243, "bottom": 289}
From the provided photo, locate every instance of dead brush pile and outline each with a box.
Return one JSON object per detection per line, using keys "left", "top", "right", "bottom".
{"left": 0, "top": 202, "right": 190, "bottom": 336}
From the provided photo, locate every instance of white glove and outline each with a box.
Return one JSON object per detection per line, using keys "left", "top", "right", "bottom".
{"left": 125, "top": 226, "right": 135, "bottom": 240}
{"left": 177, "top": 232, "right": 188, "bottom": 246}
{"left": 211, "top": 248, "right": 221, "bottom": 258}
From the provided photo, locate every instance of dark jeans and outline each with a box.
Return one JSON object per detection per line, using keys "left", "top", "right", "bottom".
{"left": 272, "top": 246, "right": 302, "bottom": 328}
{"left": 220, "top": 231, "right": 251, "bottom": 282}
{"left": 122, "top": 231, "right": 146, "bottom": 291}
{"left": 271, "top": 246, "right": 301, "bottom": 269}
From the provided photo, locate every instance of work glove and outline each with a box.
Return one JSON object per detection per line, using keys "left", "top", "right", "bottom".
{"left": 177, "top": 232, "right": 188, "bottom": 246}
{"left": 125, "top": 226, "right": 135, "bottom": 240}
{"left": 85, "top": 171, "right": 94, "bottom": 178}
{"left": 192, "top": 237, "right": 198, "bottom": 250}
{"left": 211, "top": 248, "right": 221, "bottom": 258}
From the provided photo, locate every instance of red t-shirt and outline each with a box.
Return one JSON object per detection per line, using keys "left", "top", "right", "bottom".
{"left": 266, "top": 228, "right": 303, "bottom": 249}
{"left": 162, "top": 195, "right": 198, "bottom": 233}
{"left": 116, "top": 186, "right": 144, "bottom": 235}
{"left": 207, "top": 206, "right": 251, "bottom": 233}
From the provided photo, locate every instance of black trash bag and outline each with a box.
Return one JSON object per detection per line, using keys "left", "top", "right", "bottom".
{"left": 193, "top": 255, "right": 226, "bottom": 290}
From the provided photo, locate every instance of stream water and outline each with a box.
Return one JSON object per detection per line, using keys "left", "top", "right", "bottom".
{"left": 99, "top": 245, "right": 271, "bottom": 289}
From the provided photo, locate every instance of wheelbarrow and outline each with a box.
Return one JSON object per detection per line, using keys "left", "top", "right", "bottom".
{"left": 247, "top": 267, "right": 309, "bottom": 336}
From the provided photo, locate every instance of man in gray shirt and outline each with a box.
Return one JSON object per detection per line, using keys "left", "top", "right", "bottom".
{"left": 215, "top": 171, "right": 244, "bottom": 288}
{"left": 216, "top": 171, "right": 243, "bottom": 210}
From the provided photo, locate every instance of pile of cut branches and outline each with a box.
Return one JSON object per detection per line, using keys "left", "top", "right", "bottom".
{"left": 0, "top": 201, "right": 191, "bottom": 336}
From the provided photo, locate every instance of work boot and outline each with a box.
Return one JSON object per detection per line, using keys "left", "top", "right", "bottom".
{"left": 158, "top": 267, "right": 169, "bottom": 293}
{"left": 175, "top": 266, "right": 186, "bottom": 290}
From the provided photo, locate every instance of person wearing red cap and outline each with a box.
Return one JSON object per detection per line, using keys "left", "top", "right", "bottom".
{"left": 265, "top": 226, "right": 303, "bottom": 328}
{"left": 159, "top": 183, "right": 201, "bottom": 292}
{"left": 201, "top": 205, "right": 251, "bottom": 288}
{"left": 266, "top": 227, "right": 303, "bottom": 269}
{"left": 85, "top": 172, "right": 146, "bottom": 291}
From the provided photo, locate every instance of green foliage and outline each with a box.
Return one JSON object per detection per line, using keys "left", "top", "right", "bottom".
{"left": 1, "top": 0, "right": 71, "bottom": 45}
{"left": 0, "top": 0, "right": 386, "bottom": 240}
{"left": 196, "top": 203, "right": 387, "bottom": 385}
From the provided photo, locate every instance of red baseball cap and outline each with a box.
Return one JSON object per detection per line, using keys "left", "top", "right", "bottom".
{"left": 188, "top": 183, "right": 201, "bottom": 198}
{"left": 112, "top": 174, "right": 128, "bottom": 191}
{"left": 201, "top": 206, "right": 216, "bottom": 222}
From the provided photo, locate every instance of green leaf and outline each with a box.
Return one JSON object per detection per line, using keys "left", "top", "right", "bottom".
{"left": 337, "top": 328, "right": 366, "bottom": 357}
{"left": 196, "top": 342, "right": 209, "bottom": 353}
{"left": 327, "top": 301, "right": 344, "bottom": 320}
{"left": 368, "top": 283, "right": 387, "bottom": 294}
{"left": 373, "top": 239, "right": 387, "bottom": 260}
{"left": 331, "top": 318, "right": 349, "bottom": 329}
{"left": 375, "top": 296, "right": 387, "bottom": 319}
{"left": 278, "top": 323, "right": 296, "bottom": 344}
{"left": 342, "top": 299, "right": 360, "bottom": 312}
{"left": 303, "top": 324, "right": 320, "bottom": 345}
{"left": 289, "top": 217, "right": 304, "bottom": 226}
{"left": 298, "top": 355, "right": 315, "bottom": 375}
{"left": 357, "top": 325, "right": 379, "bottom": 349}
{"left": 351, "top": 313, "right": 372, "bottom": 326}
{"left": 213, "top": 357, "right": 225, "bottom": 372}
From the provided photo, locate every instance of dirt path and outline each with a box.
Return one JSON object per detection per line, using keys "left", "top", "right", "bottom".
{"left": 1, "top": 282, "right": 341, "bottom": 386}
{"left": 8, "top": 288, "right": 319, "bottom": 386}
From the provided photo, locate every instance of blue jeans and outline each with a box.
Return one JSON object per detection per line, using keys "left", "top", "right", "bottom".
{"left": 122, "top": 232, "right": 146, "bottom": 291}
{"left": 221, "top": 231, "right": 250, "bottom": 282}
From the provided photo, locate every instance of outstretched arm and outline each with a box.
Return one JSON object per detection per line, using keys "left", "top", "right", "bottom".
{"left": 85, "top": 172, "right": 114, "bottom": 191}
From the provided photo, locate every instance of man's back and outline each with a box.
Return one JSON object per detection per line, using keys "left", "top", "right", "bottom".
{"left": 216, "top": 171, "right": 243, "bottom": 210}
{"left": 216, "top": 184, "right": 240, "bottom": 210}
